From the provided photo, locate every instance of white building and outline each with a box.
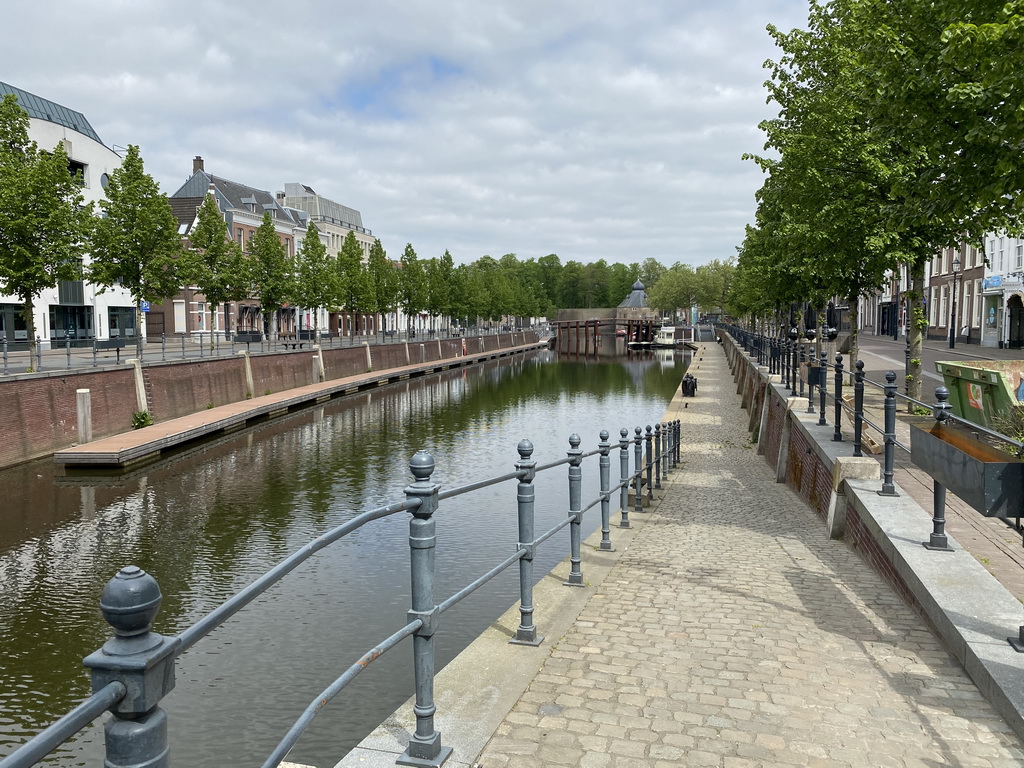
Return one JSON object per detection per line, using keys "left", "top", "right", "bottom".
{"left": 979, "top": 233, "right": 1024, "bottom": 349}
{"left": 0, "top": 82, "right": 137, "bottom": 349}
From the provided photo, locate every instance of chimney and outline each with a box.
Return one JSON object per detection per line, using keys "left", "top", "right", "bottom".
{"left": 193, "top": 155, "right": 204, "bottom": 173}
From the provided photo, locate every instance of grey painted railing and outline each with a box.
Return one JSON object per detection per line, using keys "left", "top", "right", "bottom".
{"left": 0, "top": 422, "right": 682, "bottom": 768}
{"left": 723, "top": 323, "right": 1024, "bottom": 529}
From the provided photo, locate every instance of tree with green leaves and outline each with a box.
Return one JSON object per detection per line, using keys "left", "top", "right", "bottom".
{"left": 648, "top": 264, "right": 699, "bottom": 323}
{"left": 558, "top": 261, "right": 585, "bottom": 308}
{"left": 424, "top": 250, "right": 455, "bottom": 332}
{"left": 366, "top": 238, "right": 398, "bottom": 337}
{"left": 90, "top": 144, "right": 184, "bottom": 356}
{"left": 695, "top": 259, "right": 736, "bottom": 318}
{"left": 249, "top": 212, "right": 291, "bottom": 338}
{"left": 637, "top": 258, "right": 666, "bottom": 290}
{"left": 180, "top": 193, "right": 247, "bottom": 346}
{"left": 292, "top": 224, "right": 336, "bottom": 335}
{"left": 0, "top": 94, "right": 94, "bottom": 364}
{"left": 336, "top": 230, "right": 371, "bottom": 335}
{"left": 399, "top": 243, "right": 425, "bottom": 334}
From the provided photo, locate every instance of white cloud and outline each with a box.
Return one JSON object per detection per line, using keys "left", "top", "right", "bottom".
{"left": 1, "top": 0, "right": 809, "bottom": 266}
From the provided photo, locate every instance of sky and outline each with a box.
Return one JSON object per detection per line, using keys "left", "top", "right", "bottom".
{"left": 1, "top": 0, "right": 809, "bottom": 268}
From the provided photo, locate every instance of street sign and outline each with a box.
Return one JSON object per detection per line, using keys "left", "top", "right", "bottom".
{"left": 140, "top": 301, "right": 150, "bottom": 313}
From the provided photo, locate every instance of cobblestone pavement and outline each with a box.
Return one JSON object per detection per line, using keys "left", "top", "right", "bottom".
{"left": 474, "top": 343, "right": 1024, "bottom": 767}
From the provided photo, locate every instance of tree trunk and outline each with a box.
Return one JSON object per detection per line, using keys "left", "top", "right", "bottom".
{"left": 907, "top": 261, "right": 926, "bottom": 403}
{"left": 847, "top": 293, "right": 859, "bottom": 367}
{"left": 21, "top": 292, "right": 37, "bottom": 371}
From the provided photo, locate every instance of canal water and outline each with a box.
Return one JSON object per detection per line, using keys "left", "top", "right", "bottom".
{"left": 0, "top": 348, "right": 689, "bottom": 767}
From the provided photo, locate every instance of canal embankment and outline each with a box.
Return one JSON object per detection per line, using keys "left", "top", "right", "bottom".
{"left": 335, "top": 339, "right": 1024, "bottom": 767}
{"left": 0, "top": 332, "right": 541, "bottom": 470}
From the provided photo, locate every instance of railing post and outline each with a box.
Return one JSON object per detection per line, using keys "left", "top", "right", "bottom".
{"left": 634, "top": 426, "right": 643, "bottom": 513}
{"left": 674, "top": 419, "right": 681, "bottom": 466}
{"left": 663, "top": 423, "right": 671, "bottom": 479}
{"left": 2, "top": 335, "right": 7, "bottom": 375}
{"left": 645, "top": 425, "right": 654, "bottom": 503}
{"left": 832, "top": 355, "right": 844, "bottom": 442}
{"left": 654, "top": 423, "right": 662, "bottom": 490}
{"left": 617, "top": 428, "right": 631, "bottom": 528}
{"left": 565, "top": 434, "right": 585, "bottom": 587}
{"left": 791, "top": 340, "right": 799, "bottom": 392}
{"left": 806, "top": 351, "right": 816, "bottom": 414}
{"left": 83, "top": 566, "right": 180, "bottom": 768}
{"left": 35, "top": 336, "right": 42, "bottom": 371}
{"left": 783, "top": 340, "right": 791, "bottom": 390}
{"left": 399, "top": 451, "right": 452, "bottom": 767}
{"left": 512, "top": 439, "right": 543, "bottom": 645}
{"left": 798, "top": 344, "right": 806, "bottom": 398}
{"left": 161, "top": 333, "right": 167, "bottom": 362}
{"left": 879, "top": 371, "right": 899, "bottom": 497}
{"left": 65, "top": 333, "right": 72, "bottom": 369}
{"left": 923, "top": 387, "right": 955, "bottom": 552}
{"left": 818, "top": 351, "right": 827, "bottom": 426}
{"left": 853, "top": 360, "right": 865, "bottom": 458}
{"left": 92, "top": 339, "right": 99, "bottom": 368}
{"left": 598, "top": 431, "right": 613, "bottom": 551}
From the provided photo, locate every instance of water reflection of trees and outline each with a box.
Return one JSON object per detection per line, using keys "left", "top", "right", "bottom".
{"left": 0, "top": 350, "right": 688, "bottom": 762}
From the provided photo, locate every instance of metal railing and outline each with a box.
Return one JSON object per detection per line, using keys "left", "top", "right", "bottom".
{"left": 0, "top": 326, "right": 541, "bottom": 376}
{"left": 722, "top": 323, "right": 1024, "bottom": 490}
{"left": 0, "top": 421, "right": 682, "bottom": 768}
{"left": 725, "top": 323, "right": 1024, "bottom": 650}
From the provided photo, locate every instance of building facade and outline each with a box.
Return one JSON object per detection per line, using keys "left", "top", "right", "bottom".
{"left": 161, "top": 157, "right": 313, "bottom": 340}
{"left": 280, "top": 183, "right": 377, "bottom": 336}
{"left": 979, "top": 233, "right": 1024, "bottom": 348}
{"left": 0, "top": 82, "right": 137, "bottom": 348}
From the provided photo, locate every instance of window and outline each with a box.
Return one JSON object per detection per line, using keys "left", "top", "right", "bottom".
{"left": 236, "top": 227, "right": 243, "bottom": 244}
{"left": 1016, "top": 243, "right": 1023, "bottom": 270}
{"left": 174, "top": 300, "right": 186, "bottom": 333}
{"left": 973, "top": 280, "right": 982, "bottom": 327}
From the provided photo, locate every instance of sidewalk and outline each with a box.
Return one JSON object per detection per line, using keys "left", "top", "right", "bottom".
{"left": 343, "top": 342, "right": 1024, "bottom": 767}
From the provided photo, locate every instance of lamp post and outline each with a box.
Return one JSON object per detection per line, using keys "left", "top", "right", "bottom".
{"left": 949, "top": 256, "right": 961, "bottom": 349}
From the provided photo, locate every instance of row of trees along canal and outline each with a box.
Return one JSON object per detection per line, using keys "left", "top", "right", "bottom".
{"left": 0, "top": 91, "right": 736, "bottom": 365}
{"left": 731, "top": 0, "right": 1024, "bottom": 403}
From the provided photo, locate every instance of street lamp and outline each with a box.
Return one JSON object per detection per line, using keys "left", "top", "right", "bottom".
{"left": 949, "top": 256, "right": 961, "bottom": 349}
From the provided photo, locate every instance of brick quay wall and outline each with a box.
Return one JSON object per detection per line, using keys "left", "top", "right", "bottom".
{"left": 0, "top": 333, "right": 536, "bottom": 470}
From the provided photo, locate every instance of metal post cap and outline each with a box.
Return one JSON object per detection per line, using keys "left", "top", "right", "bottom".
{"left": 517, "top": 439, "right": 534, "bottom": 458}
{"left": 99, "top": 566, "right": 162, "bottom": 637}
{"left": 409, "top": 451, "right": 435, "bottom": 480}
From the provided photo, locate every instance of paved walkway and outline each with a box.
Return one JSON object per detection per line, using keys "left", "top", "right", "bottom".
{"left": 472, "top": 341, "right": 1024, "bottom": 767}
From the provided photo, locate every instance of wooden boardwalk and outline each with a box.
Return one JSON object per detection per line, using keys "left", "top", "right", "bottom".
{"left": 54, "top": 342, "right": 545, "bottom": 470}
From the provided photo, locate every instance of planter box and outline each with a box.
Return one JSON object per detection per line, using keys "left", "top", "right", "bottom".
{"left": 910, "top": 419, "right": 1024, "bottom": 517}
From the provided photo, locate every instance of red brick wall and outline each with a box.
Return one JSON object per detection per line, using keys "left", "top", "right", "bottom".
{"left": 785, "top": 425, "right": 833, "bottom": 519}
{"left": 249, "top": 351, "right": 316, "bottom": 395}
{"left": 145, "top": 358, "right": 248, "bottom": 420}
{"left": 764, "top": 389, "right": 785, "bottom": 468}
{"left": 846, "top": 502, "right": 921, "bottom": 612}
{"left": 2, "top": 335, "right": 538, "bottom": 467}
{"left": 0, "top": 369, "right": 137, "bottom": 467}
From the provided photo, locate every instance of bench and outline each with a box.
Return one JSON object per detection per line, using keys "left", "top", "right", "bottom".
{"left": 94, "top": 339, "right": 127, "bottom": 351}
{"left": 233, "top": 332, "right": 262, "bottom": 344}
{"left": 384, "top": 330, "right": 396, "bottom": 337}
{"left": 93, "top": 338, "right": 128, "bottom": 364}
